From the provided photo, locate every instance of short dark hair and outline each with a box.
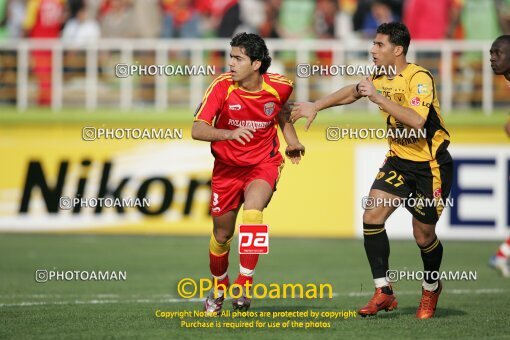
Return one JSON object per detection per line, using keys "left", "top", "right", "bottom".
{"left": 230, "top": 32, "right": 272, "bottom": 74}
{"left": 494, "top": 35, "right": 510, "bottom": 48}
{"left": 376, "top": 22, "right": 411, "bottom": 55}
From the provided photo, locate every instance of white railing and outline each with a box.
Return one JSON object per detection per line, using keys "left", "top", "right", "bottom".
{"left": 0, "top": 39, "right": 497, "bottom": 114}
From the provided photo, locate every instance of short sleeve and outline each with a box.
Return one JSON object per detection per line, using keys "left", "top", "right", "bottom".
{"left": 275, "top": 76, "right": 293, "bottom": 104}
{"left": 194, "top": 77, "right": 227, "bottom": 125}
{"left": 280, "top": 83, "right": 293, "bottom": 104}
{"left": 408, "top": 72, "right": 434, "bottom": 119}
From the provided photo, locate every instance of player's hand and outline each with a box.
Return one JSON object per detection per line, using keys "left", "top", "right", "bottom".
{"left": 289, "top": 102, "right": 318, "bottom": 131}
{"left": 357, "top": 77, "right": 380, "bottom": 103}
{"left": 285, "top": 143, "right": 305, "bottom": 164}
{"left": 228, "top": 127, "right": 256, "bottom": 145}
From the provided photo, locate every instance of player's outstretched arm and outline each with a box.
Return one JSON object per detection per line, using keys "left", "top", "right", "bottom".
{"left": 278, "top": 103, "right": 305, "bottom": 164}
{"left": 289, "top": 84, "right": 362, "bottom": 131}
{"left": 191, "top": 121, "right": 256, "bottom": 146}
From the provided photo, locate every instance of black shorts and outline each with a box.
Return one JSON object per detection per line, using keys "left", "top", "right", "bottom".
{"left": 370, "top": 152, "right": 453, "bottom": 224}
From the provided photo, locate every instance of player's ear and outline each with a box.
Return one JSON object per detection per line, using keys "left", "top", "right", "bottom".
{"left": 394, "top": 45, "right": 404, "bottom": 58}
{"left": 252, "top": 60, "right": 261, "bottom": 72}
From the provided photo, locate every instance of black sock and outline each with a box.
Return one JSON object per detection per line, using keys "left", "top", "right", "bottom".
{"left": 363, "top": 223, "right": 390, "bottom": 280}
{"left": 381, "top": 286, "right": 393, "bottom": 295}
{"left": 419, "top": 236, "right": 443, "bottom": 284}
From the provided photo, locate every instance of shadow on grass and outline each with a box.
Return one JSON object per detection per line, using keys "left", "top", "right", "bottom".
{"left": 378, "top": 307, "right": 467, "bottom": 318}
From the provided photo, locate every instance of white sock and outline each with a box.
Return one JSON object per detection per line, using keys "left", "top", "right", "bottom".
{"left": 212, "top": 272, "right": 227, "bottom": 281}
{"left": 499, "top": 242, "right": 510, "bottom": 258}
{"left": 374, "top": 277, "right": 389, "bottom": 288}
{"left": 239, "top": 265, "right": 255, "bottom": 277}
{"left": 211, "top": 273, "right": 227, "bottom": 296}
{"left": 422, "top": 280, "right": 438, "bottom": 292}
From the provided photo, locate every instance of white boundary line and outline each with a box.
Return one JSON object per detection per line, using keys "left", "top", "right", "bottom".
{"left": 0, "top": 289, "right": 506, "bottom": 308}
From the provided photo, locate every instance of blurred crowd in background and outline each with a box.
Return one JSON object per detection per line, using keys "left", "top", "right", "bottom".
{"left": 0, "top": 0, "right": 509, "bottom": 42}
{"left": 1, "top": 0, "right": 510, "bottom": 108}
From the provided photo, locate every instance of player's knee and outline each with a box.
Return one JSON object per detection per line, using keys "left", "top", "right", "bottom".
{"left": 243, "top": 192, "right": 269, "bottom": 211}
{"left": 415, "top": 236, "right": 433, "bottom": 248}
{"left": 213, "top": 228, "right": 234, "bottom": 244}
{"left": 363, "top": 209, "right": 386, "bottom": 225}
{"left": 413, "top": 229, "right": 436, "bottom": 247}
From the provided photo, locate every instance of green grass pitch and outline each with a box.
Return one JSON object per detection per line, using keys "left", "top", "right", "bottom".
{"left": 0, "top": 106, "right": 508, "bottom": 338}
{"left": 0, "top": 235, "right": 508, "bottom": 339}
{"left": 0, "top": 107, "right": 507, "bottom": 127}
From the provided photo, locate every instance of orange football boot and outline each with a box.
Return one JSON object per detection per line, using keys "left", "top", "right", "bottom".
{"left": 358, "top": 285, "right": 398, "bottom": 317}
{"left": 416, "top": 281, "right": 442, "bottom": 319}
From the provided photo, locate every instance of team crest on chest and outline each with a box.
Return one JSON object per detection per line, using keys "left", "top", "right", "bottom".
{"left": 264, "top": 101, "right": 275, "bottom": 116}
{"left": 393, "top": 93, "right": 405, "bottom": 105}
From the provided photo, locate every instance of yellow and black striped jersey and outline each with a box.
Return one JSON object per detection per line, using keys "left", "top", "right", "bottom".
{"left": 372, "top": 63, "right": 450, "bottom": 162}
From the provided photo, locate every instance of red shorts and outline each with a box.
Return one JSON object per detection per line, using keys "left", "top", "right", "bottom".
{"left": 210, "top": 158, "right": 284, "bottom": 216}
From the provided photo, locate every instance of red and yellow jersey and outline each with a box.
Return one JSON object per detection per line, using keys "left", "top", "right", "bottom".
{"left": 194, "top": 72, "right": 293, "bottom": 167}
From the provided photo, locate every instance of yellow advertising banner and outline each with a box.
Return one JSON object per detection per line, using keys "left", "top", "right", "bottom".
{"left": 0, "top": 123, "right": 355, "bottom": 237}
{"left": 2, "top": 122, "right": 505, "bottom": 237}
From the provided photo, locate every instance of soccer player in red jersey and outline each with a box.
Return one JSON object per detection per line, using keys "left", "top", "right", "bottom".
{"left": 192, "top": 32, "right": 305, "bottom": 313}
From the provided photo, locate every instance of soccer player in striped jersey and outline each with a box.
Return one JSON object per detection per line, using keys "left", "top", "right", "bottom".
{"left": 192, "top": 32, "right": 305, "bottom": 313}
{"left": 291, "top": 22, "right": 452, "bottom": 319}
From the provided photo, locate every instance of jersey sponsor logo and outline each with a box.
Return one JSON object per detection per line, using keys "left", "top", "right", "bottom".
{"left": 228, "top": 119, "right": 272, "bottom": 130}
{"left": 422, "top": 101, "right": 431, "bottom": 108}
{"left": 229, "top": 104, "right": 242, "bottom": 111}
{"left": 417, "top": 84, "right": 429, "bottom": 94}
{"left": 410, "top": 97, "right": 421, "bottom": 106}
{"left": 413, "top": 193, "right": 426, "bottom": 211}
{"left": 389, "top": 121, "right": 420, "bottom": 146}
{"left": 391, "top": 137, "right": 419, "bottom": 146}
{"left": 239, "top": 225, "right": 269, "bottom": 254}
{"left": 433, "top": 188, "right": 442, "bottom": 198}
{"left": 264, "top": 102, "right": 275, "bottom": 116}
